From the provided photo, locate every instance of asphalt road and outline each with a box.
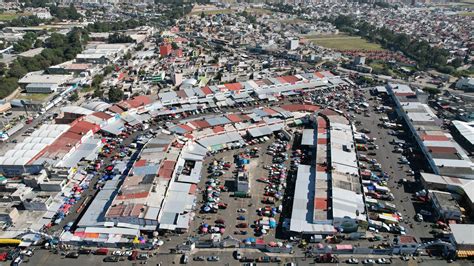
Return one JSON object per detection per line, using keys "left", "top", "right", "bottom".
{"left": 352, "top": 89, "right": 433, "bottom": 240}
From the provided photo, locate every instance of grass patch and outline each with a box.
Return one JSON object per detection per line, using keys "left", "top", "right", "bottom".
{"left": 306, "top": 34, "right": 384, "bottom": 51}
{"left": 369, "top": 62, "right": 385, "bottom": 72}
{"left": 0, "top": 13, "right": 19, "bottom": 21}
{"left": 459, "top": 11, "right": 474, "bottom": 16}
{"left": 190, "top": 8, "right": 234, "bottom": 15}
{"left": 247, "top": 8, "right": 272, "bottom": 15}
{"left": 16, "top": 93, "right": 52, "bottom": 102}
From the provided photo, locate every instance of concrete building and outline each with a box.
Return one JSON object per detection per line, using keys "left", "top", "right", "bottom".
{"left": 449, "top": 224, "right": 474, "bottom": 259}
{"left": 288, "top": 39, "right": 299, "bottom": 50}
{"left": 456, "top": 78, "right": 474, "bottom": 92}
{"left": 386, "top": 83, "right": 474, "bottom": 179}
{"left": 429, "top": 190, "right": 462, "bottom": 221}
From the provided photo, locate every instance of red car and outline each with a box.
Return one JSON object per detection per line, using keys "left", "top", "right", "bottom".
{"left": 236, "top": 223, "right": 248, "bottom": 228}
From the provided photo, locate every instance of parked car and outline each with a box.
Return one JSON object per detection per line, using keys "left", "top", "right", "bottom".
{"left": 363, "top": 259, "right": 375, "bottom": 264}
{"left": 236, "top": 223, "right": 248, "bottom": 228}
{"left": 103, "top": 256, "right": 120, "bottom": 262}
{"left": 137, "top": 253, "right": 148, "bottom": 260}
{"left": 233, "top": 250, "right": 242, "bottom": 260}
{"left": 207, "top": 255, "right": 219, "bottom": 261}
{"left": 193, "top": 256, "right": 205, "bottom": 261}
{"left": 376, "top": 258, "right": 391, "bottom": 264}
{"left": 79, "top": 248, "right": 91, "bottom": 254}
{"left": 347, "top": 258, "right": 359, "bottom": 264}
{"left": 181, "top": 254, "right": 189, "bottom": 264}
{"left": 65, "top": 252, "right": 79, "bottom": 259}
{"left": 239, "top": 257, "right": 254, "bottom": 262}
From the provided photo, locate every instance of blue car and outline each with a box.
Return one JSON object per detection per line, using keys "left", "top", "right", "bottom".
{"left": 237, "top": 215, "right": 246, "bottom": 220}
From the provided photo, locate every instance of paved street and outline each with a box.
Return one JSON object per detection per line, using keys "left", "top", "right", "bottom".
{"left": 352, "top": 89, "right": 433, "bottom": 240}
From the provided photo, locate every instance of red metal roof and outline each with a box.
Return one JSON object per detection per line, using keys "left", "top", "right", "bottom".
{"left": 124, "top": 96, "right": 152, "bottom": 108}
{"left": 189, "top": 184, "right": 197, "bottom": 194}
{"left": 92, "top": 112, "right": 113, "bottom": 120}
{"left": 314, "top": 198, "right": 328, "bottom": 210}
{"left": 316, "top": 164, "right": 327, "bottom": 172}
{"left": 108, "top": 105, "right": 125, "bottom": 114}
{"left": 70, "top": 120, "right": 99, "bottom": 134}
{"left": 226, "top": 114, "right": 242, "bottom": 123}
{"left": 263, "top": 108, "right": 278, "bottom": 115}
{"left": 116, "top": 191, "right": 149, "bottom": 200}
{"left": 158, "top": 160, "right": 176, "bottom": 179}
{"left": 317, "top": 117, "right": 328, "bottom": 128}
{"left": 134, "top": 160, "right": 147, "bottom": 167}
{"left": 317, "top": 138, "right": 327, "bottom": 145}
{"left": 201, "top": 86, "right": 213, "bottom": 95}
{"left": 314, "top": 72, "right": 325, "bottom": 78}
{"left": 422, "top": 134, "right": 449, "bottom": 141}
{"left": 280, "top": 75, "right": 300, "bottom": 84}
{"left": 224, "top": 83, "right": 243, "bottom": 91}
{"left": 180, "top": 124, "right": 194, "bottom": 132}
{"left": 281, "top": 104, "right": 320, "bottom": 112}
{"left": 428, "top": 146, "right": 458, "bottom": 154}
{"left": 213, "top": 126, "right": 225, "bottom": 133}
{"left": 190, "top": 120, "right": 210, "bottom": 129}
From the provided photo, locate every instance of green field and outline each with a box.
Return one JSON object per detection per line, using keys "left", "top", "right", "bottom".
{"left": 16, "top": 93, "right": 51, "bottom": 102}
{"left": 190, "top": 8, "right": 234, "bottom": 15}
{"left": 247, "top": 8, "right": 272, "bottom": 15}
{"left": 459, "top": 11, "right": 474, "bottom": 16}
{"left": 0, "top": 13, "right": 19, "bottom": 21}
{"left": 306, "top": 34, "right": 384, "bottom": 51}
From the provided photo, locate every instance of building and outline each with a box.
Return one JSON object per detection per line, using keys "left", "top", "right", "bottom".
{"left": 159, "top": 44, "right": 172, "bottom": 57}
{"left": 455, "top": 78, "right": 474, "bottom": 92}
{"left": 288, "top": 39, "right": 299, "bottom": 50}
{"left": 290, "top": 112, "right": 365, "bottom": 235}
{"left": 387, "top": 83, "right": 474, "bottom": 179}
{"left": 451, "top": 120, "right": 474, "bottom": 154}
{"left": 18, "top": 72, "right": 72, "bottom": 93}
{"left": 429, "top": 190, "right": 462, "bottom": 221}
{"left": 449, "top": 224, "right": 474, "bottom": 259}
{"left": 420, "top": 173, "right": 474, "bottom": 216}
{"left": 353, "top": 55, "right": 366, "bottom": 66}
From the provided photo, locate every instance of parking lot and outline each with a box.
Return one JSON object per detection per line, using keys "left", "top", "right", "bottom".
{"left": 350, "top": 89, "right": 439, "bottom": 241}
{"left": 189, "top": 134, "right": 293, "bottom": 246}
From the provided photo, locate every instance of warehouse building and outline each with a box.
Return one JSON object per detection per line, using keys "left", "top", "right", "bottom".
{"left": 387, "top": 83, "right": 474, "bottom": 179}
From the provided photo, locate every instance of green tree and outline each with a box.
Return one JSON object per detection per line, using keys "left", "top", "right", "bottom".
{"left": 68, "top": 91, "right": 79, "bottom": 102}
{"left": 108, "top": 87, "right": 124, "bottom": 102}
{"left": 0, "top": 62, "right": 6, "bottom": 76}
{"left": 8, "top": 61, "right": 28, "bottom": 79}
{"left": 171, "top": 42, "right": 179, "bottom": 50}
{"left": 108, "top": 33, "right": 133, "bottom": 44}
{"left": 34, "top": 39, "right": 44, "bottom": 48}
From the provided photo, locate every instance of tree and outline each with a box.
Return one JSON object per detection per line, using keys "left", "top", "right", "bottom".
{"left": 68, "top": 91, "right": 79, "bottom": 102}
{"left": 8, "top": 61, "right": 28, "bottom": 79}
{"left": 451, "top": 57, "right": 463, "bottom": 68}
{"left": 0, "top": 62, "right": 6, "bottom": 76}
{"left": 108, "top": 33, "right": 133, "bottom": 44}
{"left": 171, "top": 42, "right": 179, "bottom": 50}
{"left": 93, "top": 88, "right": 104, "bottom": 99}
{"left": 45, "top": 33, "right": 66, "bottom": 49}
{"left": 123, "top": 52, "right": 132, "bottom": 61}
{"left": 200, "top": 11, "right": 205, "bottom": 19}
{"left": 108, "top": 87, "right": 124, "bottom": 102}
{"left": 34, "top": 39, "right": 44, "bottom": 48}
